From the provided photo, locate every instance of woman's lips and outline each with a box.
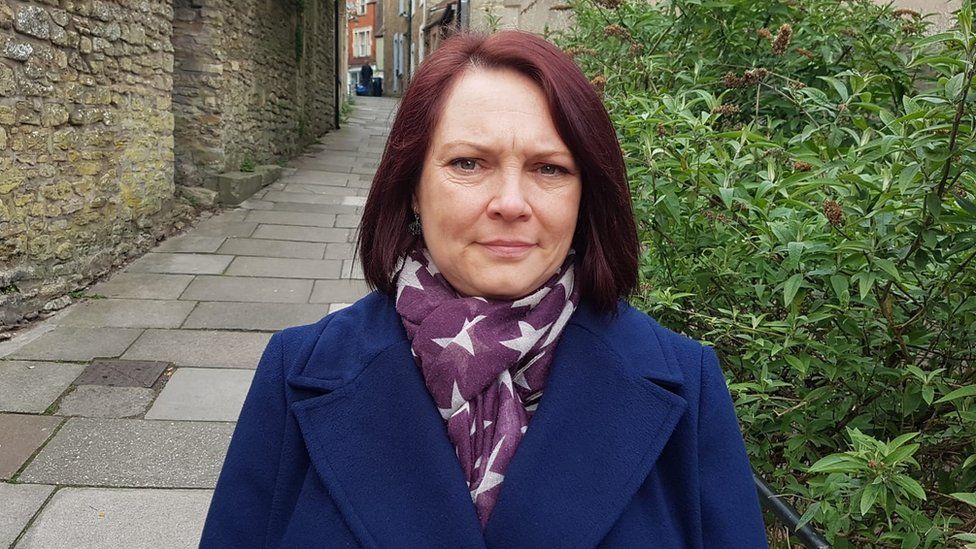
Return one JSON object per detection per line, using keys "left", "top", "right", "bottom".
{"left": 480, "top": 241, "right": 534, "bottom": 258}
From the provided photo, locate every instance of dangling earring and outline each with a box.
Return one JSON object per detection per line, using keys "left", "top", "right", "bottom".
{"left": 408, "top": 210, "right": 422, "bottom": 236}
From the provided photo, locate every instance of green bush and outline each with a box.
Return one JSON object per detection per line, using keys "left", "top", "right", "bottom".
{"left": 554, "top": 0, "right": 976, "bottom": 545}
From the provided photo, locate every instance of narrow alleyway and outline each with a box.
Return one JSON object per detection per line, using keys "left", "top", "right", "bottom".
{"left": 0, "top": 97, "right": 397, "bottom": 548}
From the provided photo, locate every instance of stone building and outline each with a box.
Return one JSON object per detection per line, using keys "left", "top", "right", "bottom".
{"left": 0, "top": 0, "right": 340, "bottom": 327}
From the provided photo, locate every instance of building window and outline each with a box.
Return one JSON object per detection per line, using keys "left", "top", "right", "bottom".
{"left": 357, "top": 0, "right": 367, "bottom": 15}
{"left": 354, "top": 28, "right": 372, "bottom": 58}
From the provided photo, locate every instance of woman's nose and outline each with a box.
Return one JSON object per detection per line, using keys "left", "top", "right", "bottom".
{"left": 486, "top": 170, "right": 531, "bottom": 221}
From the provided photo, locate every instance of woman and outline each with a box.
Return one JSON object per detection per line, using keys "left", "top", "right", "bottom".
{"left": 201, "top": 31, "right": 767, "bottom": 548}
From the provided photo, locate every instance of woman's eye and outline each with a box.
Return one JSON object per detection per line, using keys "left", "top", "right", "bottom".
{"left": 452, "top": 159, "right": 478, "bottom": 171}
{"left": 539, "top": 164, "right": 566, "bottom": 176}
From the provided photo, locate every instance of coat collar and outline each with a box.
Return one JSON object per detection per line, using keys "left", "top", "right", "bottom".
{"left": 289, "top": 295, "right": 687, "bottom": 548}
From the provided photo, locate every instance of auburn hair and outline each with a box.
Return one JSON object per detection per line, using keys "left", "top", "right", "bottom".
{"left": 357, "top": 31, "right": 638, "bottom": 313}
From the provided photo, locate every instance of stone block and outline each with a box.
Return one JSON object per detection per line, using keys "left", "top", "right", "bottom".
{"left": 57, "top": 299, "right": 195, "bottom": 329}
{"left": 56, "top": 386, "right": 154, "bottom": 418}
{"left": 217, "top": 238, "right": 326, "bottom": 259}
{"left": 208, "top": 170, "right": 270, "bottom": 206}
{"left": 122, "top": 329, "right": 271, "bottom": 369}
{"left": 90, "top": 273, "right": 194, "bottom": 300}
{"left": 0, "top": 413, "right": 61, "bottom": 479}
{"left": 16, "top": 488, "right": 212, "bottom": 549}
{"left": 176, "top": 184, "right": 218, "bottom": 207}
{"left": 145, "top": 368, "right": 254, "bottom": 422}
{"left": 224, "top": 256, "right": 342, "bottom": 279}
{"left": 183, "top": 302, "right": 327, "bottom": 331}
{"left": 14, "top": 6, "right": 51, "bottom": 39}
{"left": 308, "top": 279, "right": 372, "bottom": 304}
{"left": 0, "top": 482, "right": 54, "bottom": 548}
{"left": 7, "top": 327, "right": 142, "bottom": 362}
{"left": 180, "top": 275, "right": 313, "bottom": 303}
{"left": 0, "top": 361, "right": 85, "bottom": 413}
{"left": 20, "top": 418, "right": 233, "bottom": 488}
{"left": 125, "top": 253, "right": 233, "bottom": 275}
{"left": 252, "top": 224, "right": 350, "bottom": 243}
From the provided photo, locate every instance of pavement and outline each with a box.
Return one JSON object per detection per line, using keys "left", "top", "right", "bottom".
{"left": 0, "top": 96, "right": 397, "bottom": 549}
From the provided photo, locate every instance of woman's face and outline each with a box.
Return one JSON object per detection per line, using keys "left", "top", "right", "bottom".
{"left": 414, "top": 67, "right": 582, "bottom": 300}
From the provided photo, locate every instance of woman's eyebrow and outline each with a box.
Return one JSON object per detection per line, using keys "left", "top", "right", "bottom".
{"left": 439, "top": 139, "right": 574, "bottom": 159}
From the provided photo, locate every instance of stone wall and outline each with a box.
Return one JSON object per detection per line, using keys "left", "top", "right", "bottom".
{"left": 1, "top": 0, "right": 338, "bottom": 327}
{"left": 173, "top": 0, "right": 337, "bottom": 187}
{"left": 0, "top": 0, "right": 180, "bottom": 325}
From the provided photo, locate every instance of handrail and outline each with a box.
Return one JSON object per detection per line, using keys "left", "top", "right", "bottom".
{"left": 754, "top": 472, "right": 832, "bottom": 549}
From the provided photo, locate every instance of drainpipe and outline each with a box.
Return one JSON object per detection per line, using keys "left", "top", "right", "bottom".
{"left": 334, "top": 0, "right": 341, "bottom": 129}
{"left": 405, "top": 0, "right": 413, "bottom": 83}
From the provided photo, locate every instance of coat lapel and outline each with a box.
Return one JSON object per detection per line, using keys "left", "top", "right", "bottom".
{"left": 289, "top": 299, "right": 486, "bottom": 549}
{"left": 483, "top": 303, "right": 688, "bottom": 548}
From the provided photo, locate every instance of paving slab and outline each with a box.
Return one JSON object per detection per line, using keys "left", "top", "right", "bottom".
{"left": 56, "top": 386, "right": 154, "bottom": 418}
{"left": 56, "top": 299, "right": 196, "bottom": 329}
{"left": 20, "top": 418, "right": 233, "bottom": 488}
{"left": 279, "top": 171, "right": 355, "bottom": 185}
{"left": 244, "top": 210, "right": 337, "bottom": 228}
{"left": 179, "top": 275, "right": 313, "bottom": 303}
{"left": 89, "top": 273, "right": 194, "bottom": 300}
{"left": 280, "top": 183, "right": 351, "bottom": 196}
{"left": 335, "top": 213, "right": 363, "bottom": 228}
{"left": 16, "top": 487, "right": 212, "bottom": 549}
{"left": 189, "top": 221, "right": 258, "bottom": 238}
{"left": 125, "top": 253, "right": 233, "bottom": 275}
{"left": 145, "top": 368, "right": 254, "bottom": 422}
{"left": 183, "top": 302, "right": 328, "bottom": 331}
{"left": 324, "top": 242, "right": 356, "bottom": 260}
{"left": 252, "top": 224, "right": 351, "bottom": 243}
{"left": 271, "top": 201, "right": 362, "bottom": 215}
{"left": 7, "top": 327, "right": 142, "bottom": 362}
{"left": 0, "top": 361, "right": 86, "bottom": 413}
{"left": 224, "top": 256, "right": 342, "bottom": 279}
{"left": 0, "top": 483, "right": 54, "bottom": 548}
{"left": 308, "top": 279, "right": 372, "bottom": 303}
{"left": 73, "top": 359, "right": 169, "bottom": 388}
{"left": 0, "top": 414, "right": 62, "bottom": 479}
{"left": 154, "top": 235, "right": 226, "bottom": 253}
{"left": 341, "top": 259, "right": 365, "bottom": 279}
{"left": 217, "top": 237, "right": 326, "bottom": 259}
{"left": 122, "top": 329, "right": 272, "bottom": 369}
{"left": 262, "top": 190, "right": 344, "bottom": 205}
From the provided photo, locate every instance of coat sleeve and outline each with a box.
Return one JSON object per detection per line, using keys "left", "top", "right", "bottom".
{"left": 697, "top": 346, "right": 769, "bottom": 548}
{"left": 200, "top": 332, "right": 286, "bottom": 549}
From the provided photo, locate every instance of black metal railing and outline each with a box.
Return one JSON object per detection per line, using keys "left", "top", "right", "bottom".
{"left": 754, "top": 472, "right": 832, "bottom": 548}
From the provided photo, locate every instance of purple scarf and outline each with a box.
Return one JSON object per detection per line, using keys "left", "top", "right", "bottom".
{"left": 395, "top": 247, "right": 580, "bottom": 527}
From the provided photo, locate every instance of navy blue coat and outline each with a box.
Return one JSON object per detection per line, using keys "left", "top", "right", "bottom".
{"left": 200, "top": 292, "right": 767, "bottom": 548}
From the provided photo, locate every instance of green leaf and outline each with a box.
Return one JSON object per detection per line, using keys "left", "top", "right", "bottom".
{"left": 949, "top": 492, "right": 976, "bottom": 508}
{"left": 935, "top": 385, "right": 976, "bottom": 404}
{"left": 809, "top": 454, "right": 869, "bottom": 473}
{"left": 818, "top": 76, "right": 849, "bottom": 101}
{"left": 783, "top": 273, "right": 803, "bottom": 307}
{"left": 830, "top": 274, "right": 849, "bottom": 302}
{"left": 873, "top": 257, "right": 901, "bottom": 281}
{"left": 795, "top": 501, "right": 819, "bottom": 531}
{"left": 946, "top": 72, "right": 966, "bottom": 100}
{"left": 860, "top": 482, "right": 880, "bottom": 515}
{"left": 892, "top": 475, "right": 927, "bottom": 501}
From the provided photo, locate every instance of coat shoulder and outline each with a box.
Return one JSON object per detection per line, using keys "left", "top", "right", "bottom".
{"left": 574, "top": 300, "right": 709, "bottom": 388}
{"left": 278, "top": 291, "right": 406, "bottom": 385}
